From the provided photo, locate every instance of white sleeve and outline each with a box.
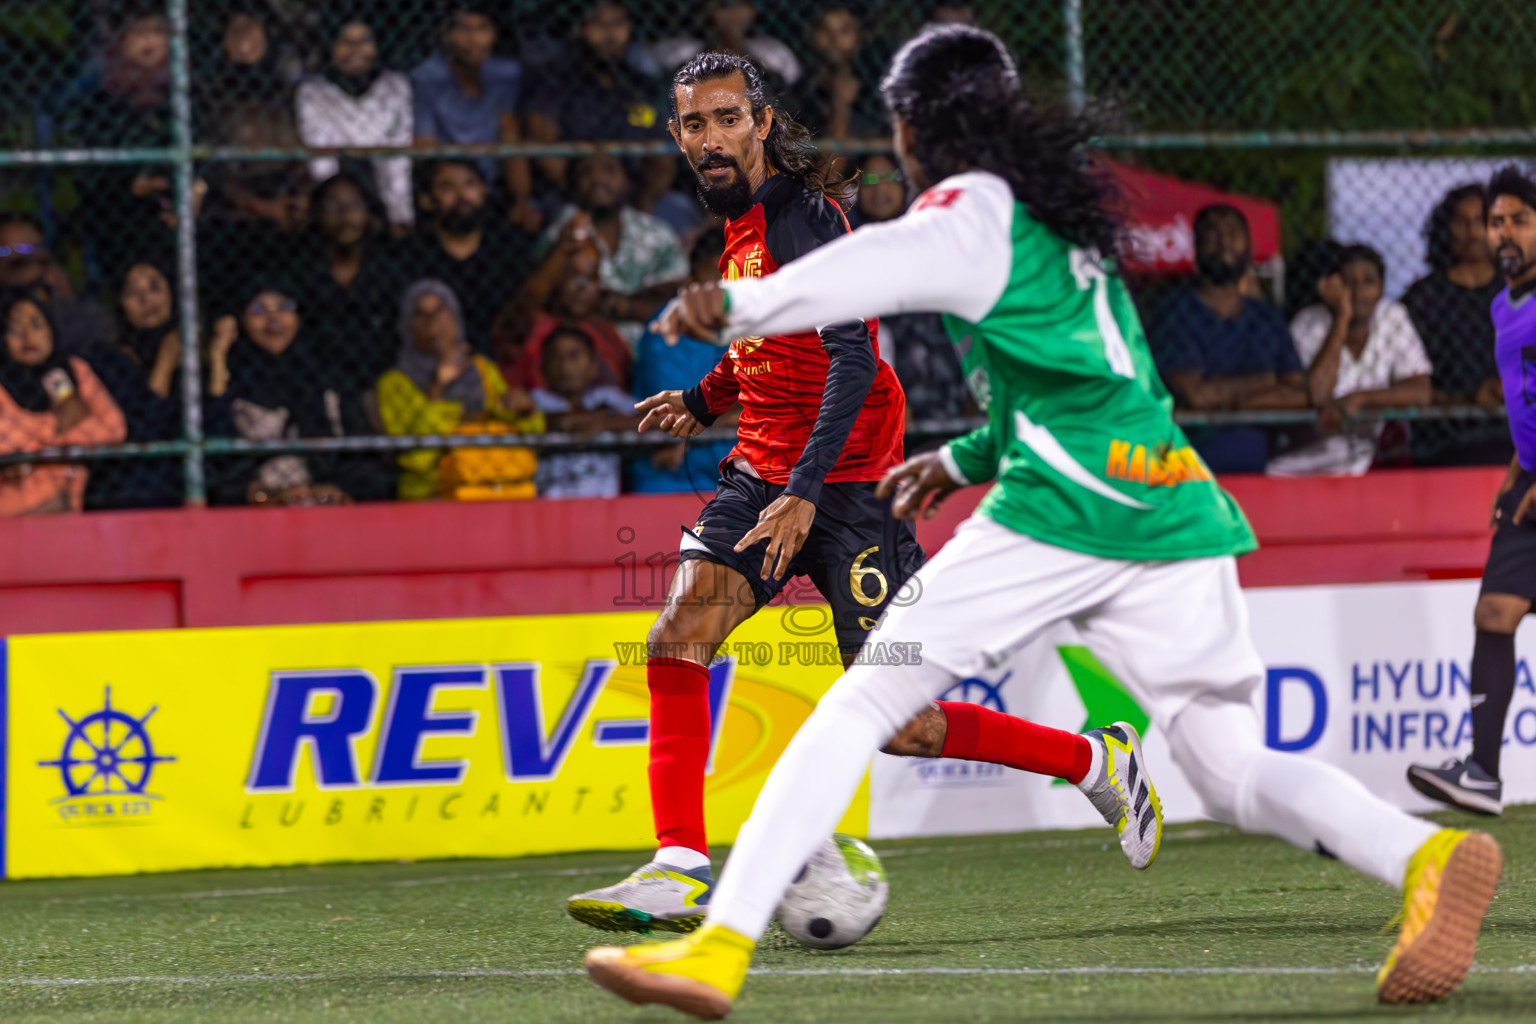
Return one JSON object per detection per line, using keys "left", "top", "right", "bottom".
{"left": 531, "top": 389, "right": 569, "bottom": 414}
{"left": 378, "top": 157, "right": 416, "bottom": 226}
{"left": 309, "top": 156, "right": 340, "bottom": 183}
{"left": 1382, "top": 302, "right": 1434, "bottom": 380}
{"left": 593, "top": 386, "right": 637, "bottom": 414}
{"left": 376, "top": 76, "right": 417, "bottom": 223}
{"left": 297, "top": 81, "right": 342, "bottom": 186}
{"left": 1288, "top": 305, "right": 1331, "bottom": 366}
{"left": 721, "top": 172, "right": 1015, "bottom": 341}
{"left": 386, "top": 73, "right": 414, "bottom": 145}
{"left": 295, "top": 80, "right": 333, "bottom": 147}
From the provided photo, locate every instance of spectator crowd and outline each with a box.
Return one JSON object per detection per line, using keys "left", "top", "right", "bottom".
{"left": 1146, "top": 186, "right": 1507, "bottom": 476}
{"left": 0, "top": 0, "right": 1513, "bottom": 515}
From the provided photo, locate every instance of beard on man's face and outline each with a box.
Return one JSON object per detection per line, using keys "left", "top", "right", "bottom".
{"left": 437, "top": 202, "right": 486, "bottom": 235}
{"left": 694, "top": 153, "right": 755, "bottom": 219}
{"left": 1196, "top": 248, "right": 1251, "bottom": 287}
{"left": 1498, "top": 241, "right": 1535, "bottom": 281}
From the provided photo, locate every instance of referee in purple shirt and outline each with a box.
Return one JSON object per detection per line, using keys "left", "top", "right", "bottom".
{"left": 1410, "top": 166, "right": 1536, "bottom": 815}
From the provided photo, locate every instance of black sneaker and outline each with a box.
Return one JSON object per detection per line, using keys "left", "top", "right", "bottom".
{"left": 1406, "top": 757, "right": 1502, "bottom": 816}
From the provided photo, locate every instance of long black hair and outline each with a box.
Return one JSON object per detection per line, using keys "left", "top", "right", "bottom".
{"left": 671, "top": 51, "right": 844, "bottom": 202}
{"left": 880, "top": 24, "right": 1117, "bottom": 257}
{"left": 0, "top": 290, "right": 71, "bottom": 413}
{"left": 1423, "top": 183, "right": 1485, "bottom": 273}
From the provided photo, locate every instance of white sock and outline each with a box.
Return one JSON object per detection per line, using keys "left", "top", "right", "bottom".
{"left": 708, "top": 660, "right": 949, "bottom": 939}
{"left": 653, "top": 845, "right": 711, "bottom": 872}
{"left": 1235, "top": 750, "right": 1437, "bottom": 888}
{"left": 1074, "top": 732, "right": 1105, "bottom": 792}
{"left": 1168, "top": 696, "right": 1437, "bottom": 889}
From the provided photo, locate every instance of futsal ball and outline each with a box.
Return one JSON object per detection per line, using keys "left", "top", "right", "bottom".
{"left": 775, "top": 833, "right": 889, "bottom": 949}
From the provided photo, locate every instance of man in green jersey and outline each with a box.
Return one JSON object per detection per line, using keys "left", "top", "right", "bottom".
{"left": 585, "top": 25, "right": 1501, "bottom": 1017}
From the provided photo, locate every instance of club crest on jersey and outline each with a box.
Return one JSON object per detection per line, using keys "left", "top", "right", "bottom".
{"left": 731, "top": 336, "right": 767, "bottom": 356}
{"left": 723, "top": 248, "right": 767, "bottom": 355}
{"left": 913, "top": 187, "right": 964, "bottom": 211}
{"left": 724, "top": 251, "right": 765, "bottom": 281}
{"left": 966, "top": 365, "right": 992, "bottom": 411}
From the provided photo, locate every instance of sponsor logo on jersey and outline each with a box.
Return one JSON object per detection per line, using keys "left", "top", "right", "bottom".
{"left": 725, "top": 252, "right": 767, "bottom": 354}
{"left": 1104, "top": 439, "right": 1212, "bottom": 487}
{"left": 913, "top": 187, "right": 964, "bottom": 211}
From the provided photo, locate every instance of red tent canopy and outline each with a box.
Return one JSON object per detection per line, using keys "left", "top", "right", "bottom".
{"left": 1097, "top": 157, "right": 1282, "bottom": 276}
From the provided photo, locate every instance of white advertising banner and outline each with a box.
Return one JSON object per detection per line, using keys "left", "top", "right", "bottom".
{"left": 868, "top": 580, "right": 1536, "bottom": 839}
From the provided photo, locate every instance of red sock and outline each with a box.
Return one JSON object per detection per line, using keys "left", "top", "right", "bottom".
{"left": 936, "top": 701, "right": 1093, "bottom": 784}
{"left": 648, "top": 658, "right": 712, "bottom": 854}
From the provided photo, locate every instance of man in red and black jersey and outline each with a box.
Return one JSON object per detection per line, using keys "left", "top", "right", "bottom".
{"left": 686, "top": 160, "right": 906, "bottom": 494}
{"left": 566, "top": 52, "right": 1113, "bottom": 937}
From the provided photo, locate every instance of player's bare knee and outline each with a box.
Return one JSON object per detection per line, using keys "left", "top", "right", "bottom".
{"left": 1473, "top": 593, "right": 1527, "bottom": 634}
{"left": 648, "top": 605, "right": 713, "bottom": 661}
{"left": 880, "top": 704, "right": 946, "bottom": 757}
{"left": 649, "top": 567, "right": 750, "bottom": 661}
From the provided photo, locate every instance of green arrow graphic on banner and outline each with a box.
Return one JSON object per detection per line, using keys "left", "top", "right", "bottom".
{"left": 1052, "top": 645, "right": 1151, "bottom": 785}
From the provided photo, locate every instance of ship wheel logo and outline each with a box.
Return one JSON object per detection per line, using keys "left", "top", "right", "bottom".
{"left": 38, "top": 687, "right": 176, "bottom": 799}
{"left": 937, "top": 670, "right": 1011, "bottom": 715}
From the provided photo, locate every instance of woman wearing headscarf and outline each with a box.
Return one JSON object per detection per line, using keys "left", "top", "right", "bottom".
{"left": 0, "top": 294, "right": 127, "bottom": 516}
{"left": 204, "top": 279, "right": 384, "bottom": 505}
{"left": 378, "top": 279, "right": 543, "bottom": 500}
{"left": 115, "top": 262, "right": 182, "bottom": 402}
{"left": 296, "top": 13, "right": 415, "bottom": 230}
{"left": 80, "top": 261, "right": 186, "bottom": 508}
{"left": 61, "top": 10, "right": 172, "bottom": 146}
{"left": 195, "top": 2, "right": 296, "bottom": 136}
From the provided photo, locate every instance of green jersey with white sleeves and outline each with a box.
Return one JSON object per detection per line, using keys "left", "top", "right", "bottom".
{"left": 718, "top": 169, "right": 1256, "bottom": 561}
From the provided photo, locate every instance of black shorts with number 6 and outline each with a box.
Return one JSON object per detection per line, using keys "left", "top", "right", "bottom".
{"left": 679, "top": 463, "right": 927, "bottom": 658}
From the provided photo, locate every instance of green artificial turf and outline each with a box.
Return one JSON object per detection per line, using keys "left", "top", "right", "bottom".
{"left": 1, "top": 807, "right": 1532, "bottom": 1023}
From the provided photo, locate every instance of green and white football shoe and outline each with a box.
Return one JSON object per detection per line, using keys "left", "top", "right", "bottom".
{"left": 566, "top": 862, "right": 714, "bottom": 934}
{"left": 1078, "top": 721, "right": 1163, "bottom": 870}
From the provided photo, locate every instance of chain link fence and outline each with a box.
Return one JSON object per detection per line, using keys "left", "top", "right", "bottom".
{"left": 0, "top": 0, "right": 1530, "bottom": 512}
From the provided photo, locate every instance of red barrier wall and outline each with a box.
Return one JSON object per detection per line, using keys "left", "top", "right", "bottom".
{"left": 0, "top": 467, "right": 1503, "bottom": 636}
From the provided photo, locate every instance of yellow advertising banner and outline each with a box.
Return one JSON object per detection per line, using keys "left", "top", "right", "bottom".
{"left": 4, "top": 611, "right": 867, "bottom": 879}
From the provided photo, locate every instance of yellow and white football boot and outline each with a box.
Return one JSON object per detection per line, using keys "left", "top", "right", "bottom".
{"left": 586, "top": 921, "right": 754, "bottom": 1020}
{"left": 567, "top": 861, "right": 713, "bottom": 934}
{"left": 1079, "top": 721, "right": 1163, "bottom": 870}
{"left": 1377, "top": 829, "right": 1502, "bottom": 1004}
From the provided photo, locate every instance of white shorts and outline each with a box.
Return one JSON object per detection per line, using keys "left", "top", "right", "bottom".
{"left": 878, "top": 515, "right": 1265, "bottom": 729}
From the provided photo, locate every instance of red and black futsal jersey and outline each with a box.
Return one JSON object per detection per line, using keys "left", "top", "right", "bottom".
{"left": 680, "top": 174, "right": 905, "bottom": 505}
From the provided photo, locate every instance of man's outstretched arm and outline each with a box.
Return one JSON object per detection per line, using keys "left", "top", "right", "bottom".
{"left": 653, "top": 175, "right": 1016, "bottom": 345}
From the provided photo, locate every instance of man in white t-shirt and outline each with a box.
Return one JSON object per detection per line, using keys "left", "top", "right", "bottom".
{"left": 1272, "top": 244, "right": 1434, "bottom": 475}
